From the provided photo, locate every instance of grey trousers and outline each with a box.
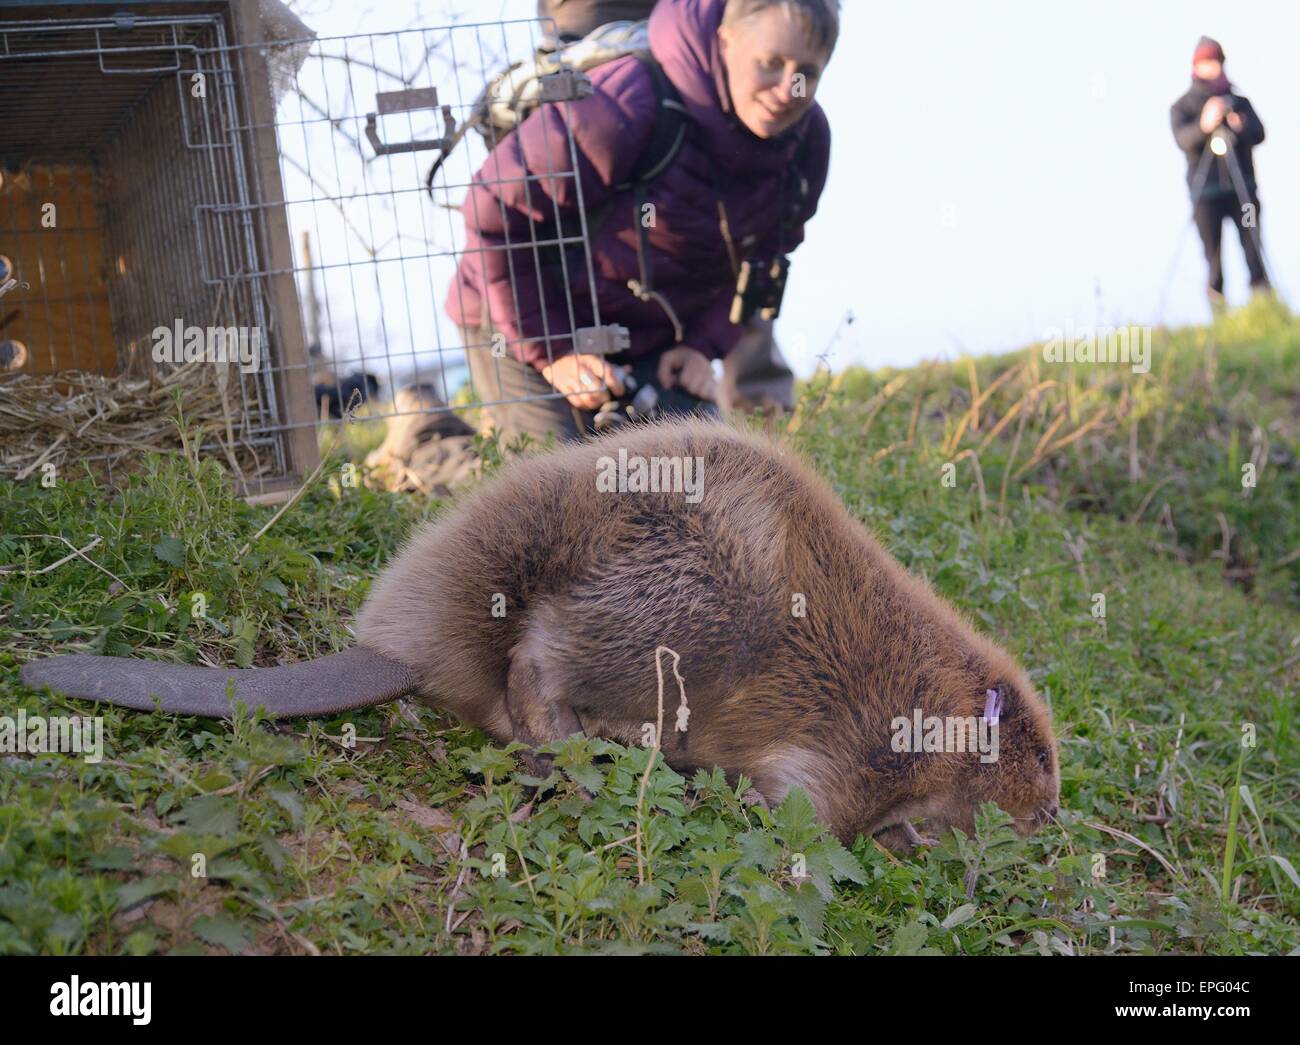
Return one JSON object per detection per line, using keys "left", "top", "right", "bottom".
{"left": 719, "top": 317, "right": 795, "bottom": 414}
{"left": 465, "top": 318, "right": 794, "bottom": 444}
{"left": 465, "top": 328, "right": 719, "bottom": 444}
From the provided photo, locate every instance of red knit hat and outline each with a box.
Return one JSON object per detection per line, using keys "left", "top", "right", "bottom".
{"left": 1193, "top": 36, "right": 1225, "bottom": 63}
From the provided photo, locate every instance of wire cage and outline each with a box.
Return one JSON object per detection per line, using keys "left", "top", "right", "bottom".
{"left": 0, "top": 1, "right": 612, "bottom": 500}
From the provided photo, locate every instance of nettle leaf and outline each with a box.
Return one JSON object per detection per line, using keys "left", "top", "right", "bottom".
{"left": 458, "top": 744, "right": 519, "bottom": 782}
{"left": 89, "top": 847, "right": 137, "bottom": 871}
{"left": 204, "top": 858, "right": 270, "bottom": 896}
{"left": 115, "top": 876, "right": 173, "bottom": 910}
{"left": 689, "top": 919, "right": 735, "bottom": 942}
{"left": 258, "top": 833, "right": 290, "bottom": 872}
{"left": 788, "top": 880, "right": 828, "bottom": 937}
{"left": 231, "top": 617, "right": 258, "bottom": 669}
{"left": 888, "top": 919, "right": 934, "bottom": 955}
{"left": 192, "top": 914, "right": 254, "bottom": 954}
{"left": 259, "top": 539, "right": 317, "bottom": 583}
{"left": 810, "top": 837, "right": 867, "bottom": 886}
{"left": 798, "top": 863, "right": 837, "bottom": 903}
{"left": 234, "top": 729, "right": 303, "bottom": 770}
{"left": 514, "top": 769, "right": 562, "bottom": 794}
{"left": 690, "top": 766, "right": 728, "bottom": 798}
{"left": 267, "top": 786, "right": 304, "bottom": 829}
{"left": 563, "top": 761, "right": 606, "bottom": 794}
{"left": 152, "top": 831, "right": 243, "bottom": 863}
{"left": 736, "top": 829, "right": 782, "bottom": 871}
{"left": 193, "top": 768, "right": 236, "bottom": 791}
{"left": 566, "top": 865, "right": 606, "bottom": 905}
{"left": 152, "top": 536, "right": 186, "bottom": 568}
{"left": 773, "top": 788, "right": 821, "bottom": 850}
{"left": 691, "top": 847, "right": 742, "bottom": 876}
{"left": 170, "top": 794, "right": 240, "bottom": 837}
{"left": 645, "top": 811, "right": 688, "bottom": 855}
{"left": 729, "top": 864, "right": 787, "bottom": 902}
{"left": 648, "top": 901, "right": 696, "bottom": 932}
{"left": 575, "top": 806, "right": 613, "bottom": 846}
{"left": 674, "top": 875, "right": 712, "bottom": 908}
{"left": 397, "top": 832, "right": 434, "bottom": 867}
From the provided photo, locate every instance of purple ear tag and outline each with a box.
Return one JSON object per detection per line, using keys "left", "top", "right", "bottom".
{"left": 984, "top": 688, "right": 1002, "bottom": 725}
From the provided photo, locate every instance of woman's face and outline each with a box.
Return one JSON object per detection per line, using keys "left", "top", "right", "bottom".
{"left": 718, "top": 7, "right": 832, "bottom": 139}
{"left": 1194, "top": 58, "right": 1223, "bottom": 80}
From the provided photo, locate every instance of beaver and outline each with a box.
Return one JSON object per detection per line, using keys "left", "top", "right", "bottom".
{"left": 21, "top": 417, "right": 1060, "bottom": 849}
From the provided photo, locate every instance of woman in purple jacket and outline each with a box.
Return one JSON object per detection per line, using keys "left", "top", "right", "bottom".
{"left": 450, "top": 0, "right": 837, "bottom": 441}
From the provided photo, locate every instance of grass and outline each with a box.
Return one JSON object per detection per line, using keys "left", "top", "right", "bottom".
{"left": 1, "top": 295, "right": 1297, "bottom": 954}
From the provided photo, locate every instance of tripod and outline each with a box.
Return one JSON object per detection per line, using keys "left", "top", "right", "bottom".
{"left": 1157, "top": 121, "right": 1279, "bottom": 322}
{"left": 1187, "top": 123, "right": 1274, "bottom": 294}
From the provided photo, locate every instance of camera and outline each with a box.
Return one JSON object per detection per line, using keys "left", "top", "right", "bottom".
{"left": 592, "top": 372, "right": 660, "bottom": 432}
{"left": 730, "top": 255, "right": 790, "bottom": 325}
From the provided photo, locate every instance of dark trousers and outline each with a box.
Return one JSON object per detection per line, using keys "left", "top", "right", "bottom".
{"left": 464, "top": 327, "right": 719, "bottom": 444}
{"left": 1193, "top": 191, "right": 1269, "bottom": 293}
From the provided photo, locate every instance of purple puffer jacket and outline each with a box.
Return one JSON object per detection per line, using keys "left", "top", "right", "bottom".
{"left": 446, "top": 0, "right": 831, "bottom": 369}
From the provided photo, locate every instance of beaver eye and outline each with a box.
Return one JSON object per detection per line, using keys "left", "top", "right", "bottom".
{"left": 1036, "top": 749, "right": 1049, "bottom": 768}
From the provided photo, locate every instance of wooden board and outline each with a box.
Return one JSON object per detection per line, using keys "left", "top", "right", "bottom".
{"left": 0, "top": 164, "right": 118, "bottom": 375}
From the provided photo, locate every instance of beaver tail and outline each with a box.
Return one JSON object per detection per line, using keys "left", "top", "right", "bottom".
{"left": 19, "top": 648, "right": 418, "bottom": 719}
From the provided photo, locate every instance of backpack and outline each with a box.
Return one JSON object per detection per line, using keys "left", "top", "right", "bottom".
{"left": 425, "top": 21, "right": 687, "bottom": 209}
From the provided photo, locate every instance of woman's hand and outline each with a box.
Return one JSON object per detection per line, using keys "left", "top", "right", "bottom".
{"left": 657, "top": 345, "right": 718, "bottom": 402}
{"left": 1199, "top": 96, "right": 1227, "bottom": 133}
{"left": 540, "top": 353, "right": 626, "bottom": 411}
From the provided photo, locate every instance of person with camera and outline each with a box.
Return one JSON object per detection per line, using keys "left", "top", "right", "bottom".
{"left": 450, "top": 0, "right": 835, "bottom": 442}
{"left": 1170, "top": 36, "right": 1270, "bottom": 311}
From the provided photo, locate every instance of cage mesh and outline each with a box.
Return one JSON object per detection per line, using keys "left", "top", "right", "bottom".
{"left": 0, "top": 6, "right": 608, "bottom": 494}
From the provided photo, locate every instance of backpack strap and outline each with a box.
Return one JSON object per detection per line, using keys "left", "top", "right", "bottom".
{"left": 616, "top": 52, "right": 689, "bottom": 192}
{"left": 619, "top": 52, "right": 690, "bottom": 338}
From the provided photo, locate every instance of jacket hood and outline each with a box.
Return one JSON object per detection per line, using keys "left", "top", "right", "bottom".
{"left": 648, "top": 0, "right": 819, "bottom": 175}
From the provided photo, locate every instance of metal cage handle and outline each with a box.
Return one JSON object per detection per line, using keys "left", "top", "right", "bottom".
{"left": 94, "top": 22, "right": 184, "bottom": 75}
{"left": 365, "top": 88, "right": 455, "bottom": 156}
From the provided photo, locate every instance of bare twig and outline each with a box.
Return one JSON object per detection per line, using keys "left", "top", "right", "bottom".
{"left": 0, "top": 535, "right": 124, "bottom": 587}
{"left": 636, "top": 646, "right": 685, "bottom": 885}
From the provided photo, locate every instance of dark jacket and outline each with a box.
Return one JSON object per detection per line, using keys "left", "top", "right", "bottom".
{"left": 538, "top": 0, "right": 657, "bottom": 39}
{"left": 449, "top": 0, "right": 831, "bottom": 369}
{"left": 1170, "top": 79, "right": 1265, "bottom": 201}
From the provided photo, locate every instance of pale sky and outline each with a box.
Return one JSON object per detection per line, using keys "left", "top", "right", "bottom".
{"left": 289, "top": 0, "right": 1298, "bottom": 379}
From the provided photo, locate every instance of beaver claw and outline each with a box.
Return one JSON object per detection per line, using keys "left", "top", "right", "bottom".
{"left": 874, "top": 821, "right": 939, "bottom": 854}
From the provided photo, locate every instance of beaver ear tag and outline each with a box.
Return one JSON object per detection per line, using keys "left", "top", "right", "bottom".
{"left": 984, "top": 688, "right": 1001, "bottom": 725}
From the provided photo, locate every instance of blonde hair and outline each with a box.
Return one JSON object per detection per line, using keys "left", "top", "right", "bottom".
{"left": 722, "top": 0, "right": 841, "bottom": 52}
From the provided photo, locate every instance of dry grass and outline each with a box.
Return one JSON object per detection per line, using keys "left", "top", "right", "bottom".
{"left": 0, "top": 361, "right": 273, "bottom": 484}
